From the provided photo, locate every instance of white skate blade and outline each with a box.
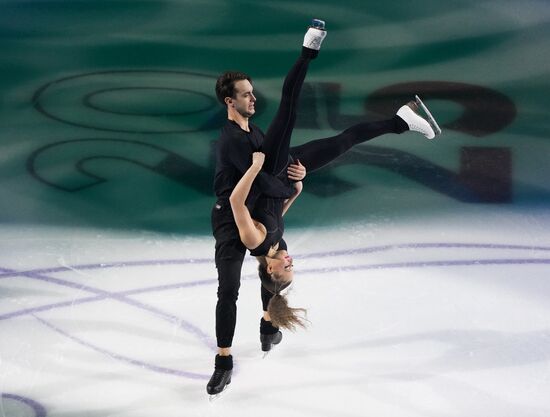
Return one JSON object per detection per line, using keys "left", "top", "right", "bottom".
{"left": 262, "top": 346, "right": 275, "bottom": 358}
{"left": 262, "top": 348, "right": 277, "bottom": 359}
{"left": 415, "top": 95, "right": 442, "bottom": 136}
{"left": 209, "top": 385, "right": 230, "bottom": 403}
{"left": 262, "top": 341, "right": 283, "bottom": 358}
{"left": 261, "top": 338, "right": 281, "bottom": 358}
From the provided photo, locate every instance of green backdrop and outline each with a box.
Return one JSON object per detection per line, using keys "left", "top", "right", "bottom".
{"left": 1, "top": 0, "right": 549, "bottom": 234}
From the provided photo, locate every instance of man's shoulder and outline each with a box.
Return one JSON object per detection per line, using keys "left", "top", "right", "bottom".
{"left": 219, "top": 121, "right": 263, "bottom": 140}
{"left": 219, "top": 120, "right": 244, "bottom": 139}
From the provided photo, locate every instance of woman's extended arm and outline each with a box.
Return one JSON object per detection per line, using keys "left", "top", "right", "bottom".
{"left": 229, "top": 152, "right": 266, "bottom": 249}
{"left": 282, "top": 181, "right": 303, "bottom": 216}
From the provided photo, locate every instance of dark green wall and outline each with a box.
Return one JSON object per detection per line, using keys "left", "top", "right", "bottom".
{"left": 1, "top": 0, "right": 548, "bottom": 234}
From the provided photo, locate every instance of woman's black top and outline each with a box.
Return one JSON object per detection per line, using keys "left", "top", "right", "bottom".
{"left": 249, "top": 197, "right": 285, "bottom": 256}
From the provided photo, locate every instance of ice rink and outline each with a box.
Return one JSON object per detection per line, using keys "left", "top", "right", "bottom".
{"left": 1, "top": 0, "right": 550, "bottom": 416}
{"left": 2, "top": 219, "right": 550, "bottom": 416}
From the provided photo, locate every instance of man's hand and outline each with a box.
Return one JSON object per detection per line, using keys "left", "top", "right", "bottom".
{"left": 287, "top": 159, "right": 306, "bottom": 181}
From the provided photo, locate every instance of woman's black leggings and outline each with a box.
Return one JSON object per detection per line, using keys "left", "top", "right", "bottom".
{"left": 261, "top": 54, "right": 311, "bottom": 176}
{"left": 258, "top": 52, "right": 407, "bottom": 316}
{"left": 261, "top": 53, "right": 407, "bottom": 178}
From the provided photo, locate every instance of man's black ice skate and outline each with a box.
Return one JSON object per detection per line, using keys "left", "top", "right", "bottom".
{"left": 207, "top": 368, "right": 232, "bottom": 396}
{"left": 207, "top": 354, "right": 232, "bottom": 399}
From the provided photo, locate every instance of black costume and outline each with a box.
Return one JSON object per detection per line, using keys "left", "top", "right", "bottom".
{"left": 212, "top": 51, "right": 408, "bottom": 348}
{"left": 212, "top": 121, "right": 292, "bottom": 348}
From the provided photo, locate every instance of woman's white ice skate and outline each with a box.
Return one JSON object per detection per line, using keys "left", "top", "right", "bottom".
{"left": 396, "top": 96, "right": 442, "bottom": 139}
{"left": 303, "top": 18, "right": 327, "bottom": 50}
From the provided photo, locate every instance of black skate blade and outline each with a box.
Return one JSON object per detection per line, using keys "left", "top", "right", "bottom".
{"left": 415, "top": 95, "right": 442, "bottom": 136}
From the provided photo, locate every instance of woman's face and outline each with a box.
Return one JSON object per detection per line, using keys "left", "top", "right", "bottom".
{"left": 267, "top": 251, "right": 294, "bottom": 283}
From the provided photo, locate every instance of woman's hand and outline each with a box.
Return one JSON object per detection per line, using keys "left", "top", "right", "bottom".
{"left": 293, "top": 181, "right": 303, "bottom": 195}
{"left": 251, "top": 152, "right": 265, "bottom": 171}
{"left": 282, "top": 180, "right": 303, "bottom": 216}
{"left": 287, "top": 159, "right": 306, "bottom": 181}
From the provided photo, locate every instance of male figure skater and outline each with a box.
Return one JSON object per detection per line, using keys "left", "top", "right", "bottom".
{"left": 207, "top": 19, "right": 325, "bottom": 397}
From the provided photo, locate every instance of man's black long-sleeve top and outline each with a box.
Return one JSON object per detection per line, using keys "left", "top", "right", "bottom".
{"left": 213, "top": 120, "right": 294, "bottom": 207}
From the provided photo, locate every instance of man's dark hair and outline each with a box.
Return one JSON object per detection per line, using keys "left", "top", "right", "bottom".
{"left": 215, "top": 71, "right": 252, "bottom": 105}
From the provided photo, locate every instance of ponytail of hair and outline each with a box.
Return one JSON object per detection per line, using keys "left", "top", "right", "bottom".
{"left": 267, "top": 293, "right": 308, "bottom": 331}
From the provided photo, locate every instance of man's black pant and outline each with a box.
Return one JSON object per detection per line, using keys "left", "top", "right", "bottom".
{"left": 211, "top": 198, "right": 246, "bottom": 348}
